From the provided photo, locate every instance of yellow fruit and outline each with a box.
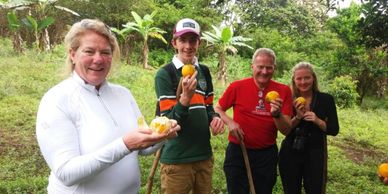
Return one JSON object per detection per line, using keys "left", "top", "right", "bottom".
{"left": 182, "top": 64, "right": 195, "bottom": 77}
{"left": 265, "top": 91, "right": 280, "bottom": 103}
{"left": 137, "top": 116, "right": 149, "bottom": 128}
{"left": 295, "top": 97, "right": 306, "bottom": 105}
{"left": 378, "top": 163, "right": 388, "bottom": 178}
{"left": 150, "top": 116, "right": 172, "bottom": 134}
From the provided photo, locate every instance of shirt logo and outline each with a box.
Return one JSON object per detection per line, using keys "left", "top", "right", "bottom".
{"left": 198, "top": 79, "right": 207, "bottom": 91}
{"left": 256, "top": 90, "right": 265, "bottom": 110}
{"left": 252, "top": 89, "right": 271, "bottom": 116}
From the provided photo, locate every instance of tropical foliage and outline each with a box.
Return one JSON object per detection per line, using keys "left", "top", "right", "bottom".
{"left": 0, "top": 39, "right": 387, "bottom": 193}
{"left": 6, "top": 10, "right": 23, "bottom": 53}
{"left": 202, "top": 25, "right": 252, "bottom": 84}
{"left": 2, "top": 0, "right": 79, "bottom": 51}
{"left": 0, "top": 4, "right": 387, "bottom": 193}
{"left": 357, "top": 0, "right": 388, "bottom": 50}
{"left": 122, "top": 11, "right": 167, "bottom": 69}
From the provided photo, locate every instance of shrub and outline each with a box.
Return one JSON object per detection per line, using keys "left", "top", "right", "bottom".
{"left": 202, "top": 55, "right": 251, "bottom": 84}
{"left": 327, "top": 75, "right": 359, "bottom": 108}
{"left": 148, "top": 49, "right": 174, "bottom": 68}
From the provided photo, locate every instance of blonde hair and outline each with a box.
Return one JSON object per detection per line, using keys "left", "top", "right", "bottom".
{"left": 251, "top": 48, "right": 276, "bottom": 66}
{"left": 64, "top": 19, "right": 120, "bottom": 74}
{"left": 291, "top": 62, "right": 319, "bottom": 97}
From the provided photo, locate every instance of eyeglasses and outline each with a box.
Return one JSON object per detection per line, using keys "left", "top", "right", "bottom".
{"left": 256, "top": 90, "right": 265, "bottom": 110}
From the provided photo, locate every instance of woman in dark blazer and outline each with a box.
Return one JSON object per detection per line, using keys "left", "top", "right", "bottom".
{"left": 279, "top": 62, "right": 339, "bottom": 194}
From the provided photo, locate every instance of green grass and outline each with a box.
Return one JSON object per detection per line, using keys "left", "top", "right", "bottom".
{"left": 1, "top": 38, "right": 387, "bottom": 193}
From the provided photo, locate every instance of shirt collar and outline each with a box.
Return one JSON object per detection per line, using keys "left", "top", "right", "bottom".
{"left": 172, "top": 55, "right": 199, "bottom": 69}
{"left": 71, "top": 71, "right": 108, "bottom": 93}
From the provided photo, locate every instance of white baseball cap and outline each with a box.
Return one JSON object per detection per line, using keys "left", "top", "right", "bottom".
{"left": 173, "top": 18, "right": 201, "bottom": 37}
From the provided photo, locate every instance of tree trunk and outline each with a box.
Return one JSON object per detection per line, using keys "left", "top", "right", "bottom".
{"left": 143, "top": 39, "right": 149, "bottom": 69}
{"left": 376, "top": 77, "right": 386, "bottom": 99}
{"left": 43, "top": 28, "right": 51, "bottom": 51}
{"left": 35, "top": 31, "right": 40, "bottom": 51}
{"left": 357, "top": 68, "right": 372, "bottom": 105}
{"left": 217, "top": 52, "right": 227, "bottom": 85}
{"left": 120, "top": 39, "right": 131, "bottom": 65}
{"left": 12, "top": 31, "right": 24, "bottom": 53}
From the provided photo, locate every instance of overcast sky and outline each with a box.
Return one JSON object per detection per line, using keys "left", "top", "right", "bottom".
{"left": 328, "top": 0, "right": 362, "bottom": 17}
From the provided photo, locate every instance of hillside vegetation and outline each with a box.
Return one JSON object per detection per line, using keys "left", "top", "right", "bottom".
{"left": 0, "top": 39, "right": 387, "bottom": 193}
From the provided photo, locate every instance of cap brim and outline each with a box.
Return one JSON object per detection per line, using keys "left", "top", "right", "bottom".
{"left": 174, "top": 29, "right": 199, "bottom": 37}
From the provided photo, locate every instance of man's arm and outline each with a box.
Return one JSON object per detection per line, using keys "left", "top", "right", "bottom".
{"left": 273, "top": 113, "right": 292, "bottom": 135}
{"left": 270, "top": 98, "right": 292, "bottom": 135}
{"left": 214, "top": 103, "right": 244, "bottom": 139}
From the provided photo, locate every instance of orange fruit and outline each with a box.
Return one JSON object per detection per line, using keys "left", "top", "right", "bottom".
{"left": 295, "top": 97, "right": 306, "bottom": 105}
{"left": 265, "top": 91, "right": 280, "bottom": 103}
{"left": 150, "top": 116, "right": 172, "bottom": 134}
{"left": 378, "top": 163, "right": 388, "bottom": 178}
{"left": 182, "top": 64, "right": 195, "bottom": 77}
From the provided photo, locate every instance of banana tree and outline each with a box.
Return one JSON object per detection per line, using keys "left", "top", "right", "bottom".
{"left": 2, "top": 0, "right": 79, "bottom": 51}
{"left": 123, "top": 11, "right": 167, "bottom": 69}
{"left": 111, "top": 26, "right": 134, "bottom": 65}
{"left": 22, "top": 15, "right": 54, "bottom": 50}
{"left": 7, "top": 11, "right": 24, "bottom": 53}
{"left": 202, "top": 25, "right": 253, "bottom": 85}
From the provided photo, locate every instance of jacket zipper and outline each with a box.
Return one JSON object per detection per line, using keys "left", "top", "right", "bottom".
{"left": 97, "top": 93, "right": 118, "bottom": 127}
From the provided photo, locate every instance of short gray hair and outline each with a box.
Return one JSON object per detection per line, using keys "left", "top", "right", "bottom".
{"left": 251, "top": 48, "right": 276, "bottom": 65}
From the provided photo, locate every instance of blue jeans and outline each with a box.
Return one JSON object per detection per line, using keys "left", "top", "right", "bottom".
{"left": 223, "top": 142, "right": 278, "bottom": 194}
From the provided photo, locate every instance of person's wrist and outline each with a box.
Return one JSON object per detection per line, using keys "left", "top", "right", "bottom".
{"left": 122, "top": 136, "right": 135, "bottom": 153}
{"left": 179, "top": 95, "right": 190, "bottom": 106}
{"left": 212, "top": 112, "right": 220, "bottom": 118}
{"left": 272, "top": 111, "right": 281, "bottom": 118}
{"left": 295, "top": 115, "right": 302, "bottom": 120}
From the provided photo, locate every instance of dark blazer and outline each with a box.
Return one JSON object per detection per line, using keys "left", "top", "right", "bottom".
{"left": 285, "top": 92, "right": 339, "bottom": 149}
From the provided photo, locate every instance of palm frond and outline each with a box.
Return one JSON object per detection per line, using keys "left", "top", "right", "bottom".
{"left": 211, "top": 25, "right": 222, "bottom": 37}
{"left": 131, "top": 11, "right": 142, "bottom": 25}
{"left": 149, "top": 32, "right": 167, "bottom": 44}
{"left": 231, "top": 42, "right": 253, "bottom": 49}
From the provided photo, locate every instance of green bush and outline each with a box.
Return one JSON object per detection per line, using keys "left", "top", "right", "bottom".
{"left": 203, "top": 54, "right": 251, "bottom": 84}
{"left": 327, "top": 75, "right": 359, "bottom": 108}
{"left": 148, "top": 48, "right": 174, "bottom": 68}
{"left": 361, "top": 95, "right": 388, "bottom": 110}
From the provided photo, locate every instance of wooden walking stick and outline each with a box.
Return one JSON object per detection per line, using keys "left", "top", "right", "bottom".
{"left": 138, "top": 116, "right": 160, "bottom": 194}
{"left": 145, "top": 78, "right": 183, "bottom": 194}
{"left": 237, "top": 134, "right": 256, "bottom": 194}
{"left": 146, "top": 149, "right": 162, "bottom": 194}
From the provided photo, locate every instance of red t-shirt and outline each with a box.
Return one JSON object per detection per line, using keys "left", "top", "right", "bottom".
{"left": 218, "top": 78, "right": 293, "bottom": 149}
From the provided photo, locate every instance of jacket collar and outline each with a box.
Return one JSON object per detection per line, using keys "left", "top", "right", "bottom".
{"left": 71, "top": 71, "right": 108, "bottom": 94}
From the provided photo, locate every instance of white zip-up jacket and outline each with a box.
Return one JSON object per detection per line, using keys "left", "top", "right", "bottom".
{"left": 36, "top": 72, "right": 162, "bottom": 194}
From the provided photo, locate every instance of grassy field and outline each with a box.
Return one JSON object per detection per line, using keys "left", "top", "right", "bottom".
{"left": 0, "top": 38, "right": 387, "bottom": 193}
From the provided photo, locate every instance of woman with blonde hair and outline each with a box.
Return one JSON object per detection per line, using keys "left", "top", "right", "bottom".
{"left": 36, "top": 19, "right": 180, "bottom": 194}
{"left": 279, "top": 62, "right": 339, "bottom": 194}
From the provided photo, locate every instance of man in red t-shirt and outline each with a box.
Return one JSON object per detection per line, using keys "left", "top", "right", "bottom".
{"left": 215, "top": 48, "right": 292, "bottom": 194}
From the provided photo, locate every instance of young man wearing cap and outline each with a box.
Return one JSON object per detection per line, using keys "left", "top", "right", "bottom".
{"left": 154, "top": 18, "right": 225, "bottom": 194}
